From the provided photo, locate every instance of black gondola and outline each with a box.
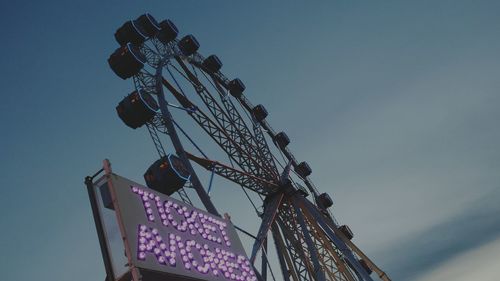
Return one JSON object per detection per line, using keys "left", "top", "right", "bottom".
{"left": 108, "top": 43, "right": 146, "bottom": 79}
{"left": 202, "top": 55, "right": 223, "bottom": 73}
{"left": 274, "top": 132, "right": 290, "bottom": 148}
{"left": 178, "top": 35, "right": 200, "bottom": 56}
{"left": 144, "top": 154, "right": 191, "bottom": 196}
{"left": 339, "top": 225, "right": 354, "bottom": 240}
{"left": 114, "top": 20, "right": 147, "bottom": 46}
{"left": 228, "top": 78, "right": 245, "bottom": 98}
{"left": 116, "top": 90, "right": 158, "bottom": 129}
{"left": 318, "top": 192, "right": 333, "bottom": 209}
{"left": 157, "top": 19, "right": 179, "bottom": 44}
{"left": 296, "top": 161, "right": 312, "bottom": 178}
{"left": 135, "top": 14, "right": 161, "bottom": 37}
{"left": 252, "top": 104, "right": 268, "bottom": 122}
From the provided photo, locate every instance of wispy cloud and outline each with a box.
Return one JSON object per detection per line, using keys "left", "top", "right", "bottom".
{"left": 414, "top": 235, "right": 500, "bottom": 281}
{"left": 374, "top": 188, "right": 500, "bottom": 280}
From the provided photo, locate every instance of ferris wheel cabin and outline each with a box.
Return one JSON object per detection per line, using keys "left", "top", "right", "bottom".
{"left": 359, "top": 259, "right": 373, "bottom": 275}
{"left": 228, "top": 78, "right": 245, "bottom": 98}
{"left": 178, "top": 35, "right": 200, "bottom": 56}
{"left": 108, "top": 43, "right": 146, "bottom": 79}
{"left": 157, "top": 19, "right": 179, "bottom": 44}
{"left": 114, "top": 20, "right": 147, "bottom": 46}
{"left": 318, "top": 192, "right": 333, "bottom": 209}
{"left": 202, "top": 55, "right": 223, "bottom": 73}
{"left": 274, "top": 131, "right": 290, "bottom": 148}
{"left": 252, "top": 104, "right": 268, "bottom": 122}
{"left": 135, "top": 14, "right": 161, "bottom": 37}
{"left": 295, "top": 161, "right": 312, "bottom": 178}
{"left": 339, "top": 224, "right": 354, "bottom": 240}
{"left": 116, "top": 90, "right": 159, "bottom": 129}
{"left": 144, "top": 154, "right": 191, "bottom": 196}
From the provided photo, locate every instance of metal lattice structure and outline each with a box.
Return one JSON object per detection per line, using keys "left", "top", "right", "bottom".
{"left": 105, "top": 13, "right": 391, "bottom": 281}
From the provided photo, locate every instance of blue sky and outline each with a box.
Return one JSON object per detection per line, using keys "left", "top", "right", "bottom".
{"left": 1, "top": 1, "right": 499, "bottom": 280}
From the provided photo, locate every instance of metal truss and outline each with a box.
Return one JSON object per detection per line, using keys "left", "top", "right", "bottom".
{"left": 170, "top": 58, "right": 278, "bottom": 181}
{"left": 186, "top": 152, "right": 279, "bottom": 195}
{"left": 161, "top": 77, "right": 273, "bottom": 187}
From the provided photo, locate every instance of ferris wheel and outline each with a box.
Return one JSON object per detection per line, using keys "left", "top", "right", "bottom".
{"left": 106, "top": 13, "right": 391, "bottom": 281}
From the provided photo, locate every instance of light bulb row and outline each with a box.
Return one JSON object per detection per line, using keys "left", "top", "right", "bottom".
{"left": 137, "top": 224, "right": 256, "bottom": 281}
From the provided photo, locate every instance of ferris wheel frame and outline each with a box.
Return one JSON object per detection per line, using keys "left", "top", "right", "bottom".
{"left": 105, "top": 13, "right": 391, "bottom": 281}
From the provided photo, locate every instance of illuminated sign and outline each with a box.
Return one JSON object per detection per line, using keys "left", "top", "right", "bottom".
{"left": 108, "top": 174, "right": 257, "bottom": 281}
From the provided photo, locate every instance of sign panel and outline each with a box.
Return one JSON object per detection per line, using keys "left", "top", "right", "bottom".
{"left": 108, "top": 174, "right": 257, "bottom": 281}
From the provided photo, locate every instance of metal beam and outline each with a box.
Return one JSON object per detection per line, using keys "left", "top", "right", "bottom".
{"left": 186, "top": 152, "right": 279, "bottom": 195}
{"left": 250, "top": 193, "right": 284, "bottom": 263}
{"left": 293, "top": 203, "right": 326, "bottom": 281}
{"left": 161, "top": 76, "right": 273, "bottom": 191}
{"left": 276, "top": 201, "right": 315, "bottom": 281}
{"left": 171, "top": 58, "right": 276, "bottom": 180}
{"left": 155, "top": 63, "right": 220, "bottom": 216}
{"left": 85, "top": 174, "right": 115, "bottom": 281}
{"left": 271, "top": 224, "right": 295, "bottom": 281}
